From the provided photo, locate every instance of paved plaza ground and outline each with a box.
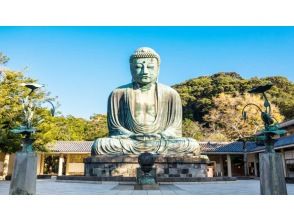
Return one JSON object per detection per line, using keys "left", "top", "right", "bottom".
{"left": 1, "top": 179, "right": 294, "bottom": 195}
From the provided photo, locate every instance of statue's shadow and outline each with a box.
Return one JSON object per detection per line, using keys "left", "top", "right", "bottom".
{"left": 111, "top": 183, "right": 183, "bottom": 191}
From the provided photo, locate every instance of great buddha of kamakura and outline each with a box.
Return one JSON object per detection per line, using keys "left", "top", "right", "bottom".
{"left": 91, "top": 47, "right": 201, "bottom": 156}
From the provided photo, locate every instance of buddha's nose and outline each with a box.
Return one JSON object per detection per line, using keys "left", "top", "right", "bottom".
{"left": 142, "top": 66, "right": 149, "bottom": 75}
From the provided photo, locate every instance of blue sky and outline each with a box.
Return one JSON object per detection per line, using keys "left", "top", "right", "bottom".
{"left": 0, "top": 27, "right": 293, "bottom": 119}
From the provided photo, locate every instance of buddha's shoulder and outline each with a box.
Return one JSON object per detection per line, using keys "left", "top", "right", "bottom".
{"left": 110, "top": 83, "right": 132, "bottom": 95}
{"left": 158, "top": 83, "right": 180, "bottom": 96}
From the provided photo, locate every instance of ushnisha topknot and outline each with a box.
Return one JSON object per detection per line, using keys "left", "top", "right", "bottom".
{"left": 129, "top": 47, "right": 161, "bottom": 65}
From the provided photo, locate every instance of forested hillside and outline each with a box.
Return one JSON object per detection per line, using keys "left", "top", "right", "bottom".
{"left": 174, "top": 72, "right": 293, "bottom": 141}
{"left": 173, "top": 72, "right": 294, "bottom": 122}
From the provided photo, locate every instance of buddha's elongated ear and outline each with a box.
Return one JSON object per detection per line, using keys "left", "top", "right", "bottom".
{"left": 156, "top": 66, "right": 160, "bottom": 82}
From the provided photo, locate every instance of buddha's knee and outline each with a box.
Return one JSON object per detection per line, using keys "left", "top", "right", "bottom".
{"left": 165, "top": 138, "right": 200, "bottom": 155}
{"left": 91, "top": 138, "right": 119, "bottom": 155}
{"left": 91, "top": 137, "right": 135, "bottom": 155}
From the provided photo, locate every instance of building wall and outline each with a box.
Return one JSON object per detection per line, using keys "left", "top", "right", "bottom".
{"left": 247, "top": 153, "right": 257, "bottom": 176}
{"left": 0, "top": 153, "right": 44, "bottom": 177}
{"left": 208, "top": 154, "right": 248, "bottom": 176}
{"left": 66, "top": 154, "right": 90, "bottom": 175}
{"left": 0, "top": 152, "right": 5, "bottom": 175}
{"left": 206, "top": 155, "right": 224, "bottom": 176}
{"left": 286, "top": 126, "right": 294, "bottom": 136}
{"left": 36, "top": 154, "right": 41, "bottom": 175}
{"left": 284, "top": 149, "right": 294, "bottom": 177}
{"left": 0, "top": 153, "right": 4, "bottom": 161}
{"left": 1, "top": 149, "right": 294, "bottom": 178}
{"left": 230, "top": 154, "right": 244, "bottom": 176}
{"left": 7, "top": 154, "right": 15, "bottom": 176}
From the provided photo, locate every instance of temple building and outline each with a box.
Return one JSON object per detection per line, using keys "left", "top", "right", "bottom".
{"left": 1, "top": 119, "right": 294, "bottom": 179}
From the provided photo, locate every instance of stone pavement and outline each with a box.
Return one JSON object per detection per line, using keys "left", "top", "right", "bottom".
{"left": 1, "top": 179, "right": 294, "bottom": 195}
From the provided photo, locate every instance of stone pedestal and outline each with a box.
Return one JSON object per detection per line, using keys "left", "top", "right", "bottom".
{"left": 134, "top": 183, "right": 160, "bottom": 190}
{"left": 134, "top": 167, "right": 160, "bottom": 190}
{"left": 84, "top": 155, "right": 208, "bottom": 178}
{"left": 9, "top": 152, "right": 37, "bottom": 195}
{"left": 136, "top": 168, "right": 157, "bottom": 182}
{"left": 259, "top": 152, "right": 287, "bottom": 195}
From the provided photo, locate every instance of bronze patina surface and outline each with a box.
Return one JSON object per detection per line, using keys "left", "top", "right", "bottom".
{"left": 91, "top": 47, "right": 202, "bottom": 156}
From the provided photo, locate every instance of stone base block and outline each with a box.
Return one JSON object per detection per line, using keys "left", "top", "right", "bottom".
{"left": 136, "top": 168, "right": 157, "bottom": 184}
{"left": 136, "top": 168, "right": 157, "bottom": 183}
{"left": 84, "top": 154, "right": 208, "bottom": 178}
{"left": 259, "top": 152, "right": 287, "bottom": 195}
{"left": 9, "top": 152, "right": 37, "bottom": 195}
{"left": 134, "top": 183, "right": 160, "bottom": 190}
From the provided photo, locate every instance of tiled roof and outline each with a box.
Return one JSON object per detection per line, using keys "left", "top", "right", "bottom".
{"left": 48, "top": 135, "right": 294, "bottom": 154}
{"left": 279, "top": 119, "right": 294, "bottom": 128}
{"left": 245, "top": 134, "right": 294, "bottom": 152}
{"left": 199, "top": 142, "right": 257, "bottom": 153}
{"left": 275, "top": 134, "right": 294, "bottom": 148}
{"left": 49, "top": 140, "right": 257, "bottom": 154}
{"left": 48, "top": 141, "right": 93, "bottom": 153}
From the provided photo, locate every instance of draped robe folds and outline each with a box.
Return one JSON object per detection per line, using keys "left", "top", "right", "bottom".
{"left": 91, "top": 83, "right": 201, "bottom": 155}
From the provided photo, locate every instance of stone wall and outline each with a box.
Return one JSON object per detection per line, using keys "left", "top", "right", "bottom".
{"left": 84, "top": 155, "right": 208, "bottom": 178}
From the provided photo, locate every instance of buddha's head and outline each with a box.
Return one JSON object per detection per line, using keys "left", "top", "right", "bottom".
{"left": 130, "top": 47, "right": 160, "bottom": 85}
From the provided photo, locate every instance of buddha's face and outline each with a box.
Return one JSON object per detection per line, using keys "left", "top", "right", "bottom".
{"left": 130, "top": 58, "right": 159, "bottom": 85}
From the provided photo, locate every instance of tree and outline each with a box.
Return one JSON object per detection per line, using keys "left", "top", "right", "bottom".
{"left": 263, "top": 76, "right": 294, "bottom": 120}
{"left": 84, "top": 114, "right": 108, "bottom": 140}
{"left": 0, "top": 70, "right": 33, "bottom": 153}
{"left": 0, "top": 52, "right": 9, "bottom": 65}
{"left": 203, "top": 132, "right": 229, "bottom": 142}
{"left": 0, "top": 67, "right": 56, "bottom": 178}
{"left": 37, "top": 115, "right": 87, "bottom": 143}
{"left": 182, "top": 118, "right": 203, "bottom": 140}
{"left": 203, "top": 93, "right": 284, "bottom": 141}
{"left": 173, "top": 72, "right": 294, "bottom": 122}
{"left": 34, "top": 113, "right": 108, "bottom": 146}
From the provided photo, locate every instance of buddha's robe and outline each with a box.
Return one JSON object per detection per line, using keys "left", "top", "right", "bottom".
{"left": 91, "top": 83, "right": 200, "bottom": 155}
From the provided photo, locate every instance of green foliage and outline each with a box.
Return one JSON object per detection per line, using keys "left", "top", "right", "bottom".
{"left": 0, "top": 71, "right": 108, "bottom": 153}
{"left": 182, "top": 119, "right": 203, "bottom": 140}
{"left": 0, "top": 52, "right": 9, "bottom": 65}
{"left": 85, "top": 114, "right": 108, "bottom": 140}
{"left": 35, "top": 114, "right": 108, "bottom": 148}
{"left": 203, "top": 132, "right": 229, "bottom": 142}
{"left": 262, "top": 76, "right": 294, "bottom": 120}
{"left": 173, "top": 72, "right": 294, "bottom": 122}
{"left": 0, "top": 70, "right": 56, "bottom": 153}
{"left": 203, "top": 93, "right": 284, "bottom": 141}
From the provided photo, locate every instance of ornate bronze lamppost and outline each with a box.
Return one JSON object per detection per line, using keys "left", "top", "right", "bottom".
{"left": 10, "top": 83, "right": 55, "bottom": 151}
{"left": 9, "top": 83, "right": 55, "bottom": 195}
{"left": 242, "top": 83, "right": 287, "bottom": 194}
{"left": 134, "top": 152, "right": 159, "bottom": 190}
